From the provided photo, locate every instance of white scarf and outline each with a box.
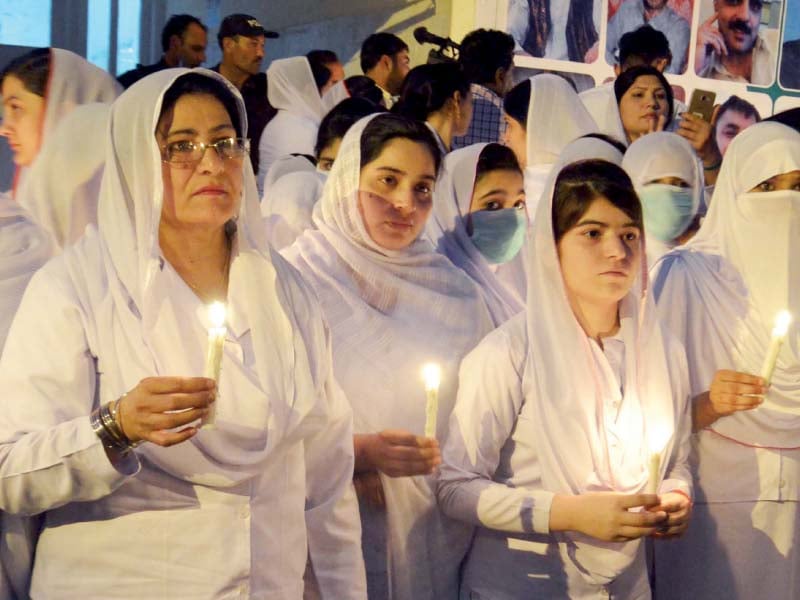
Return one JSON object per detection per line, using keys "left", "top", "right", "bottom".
{"left": 267, "top": 56, "right": 326, "bottom": 124}
{"left": 68, "top": 68, "right": 324, "bottom": 487}
{"left": 16, "top": 103, "right": 110, "bottom": 249}
{"left": 525, "top": 159, "right": 679, "bottom": 585}
{"left": 263, "top": 169, "right": 325, "bottom": 251}
{"left": 523, "top": 74, "right": 598, "bottom": 219}
{"left": 655, "top": 122, "right": 800, "bottom": 448}
{"left": 283, "top": 114, "right": 493, "bottom": 598}
{"left": 13, "top": 49, "right": 120, "bottom": 198}
{"left": 427, "top": 143, "right": 525, "bottom": 326}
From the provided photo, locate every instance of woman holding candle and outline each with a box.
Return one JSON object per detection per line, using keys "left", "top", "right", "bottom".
{"left": 651, "top": 121, "right": 800, "bottom": 598}
{"left": 0, "top": 69, "right": 365, "bottom": 598}
{"left": 426, "top": 142, "right": 527, "bottom": 326}
{"left": 283, "top": 113, "right": 494, "bottom": 599}
{"left": 437, "top": 159, "right": 693, "bottom": 598}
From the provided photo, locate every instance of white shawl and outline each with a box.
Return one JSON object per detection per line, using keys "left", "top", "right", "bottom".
{"left": 653, "top": 122, "right": 800, "bottom": 448}
{"left": 283, "top": 114, "right": 494, "bottom": 598}
{"left": 523, "top": 75, "right": 598, "bottom": 219}
{"left": 427, "top": 143, "right": 525, "bottom": 326}
{"left": 263, "top": 169, "right": 325, "bottom": 251}
{"left": 524, "top": 158, "right": 681, "bottom": 585}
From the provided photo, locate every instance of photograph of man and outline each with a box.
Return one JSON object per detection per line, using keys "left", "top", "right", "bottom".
{"left": 606, "top": 0, "right": 692, "bottom": 74}
{"left": 695, "top": 0, "right": 779, "bottom": 86}
{"left": 712, "top": 94, "right": 760, "bottom": 155}
{"left": 506, "top": 0, "right": 601, "bottom": 63}
{"left": 779, "top": 1, "right": 800, "bottom": 89}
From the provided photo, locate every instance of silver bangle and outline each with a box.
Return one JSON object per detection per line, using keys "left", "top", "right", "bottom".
{"left": 90, "top": 398, "right": 137, "bottom": 454}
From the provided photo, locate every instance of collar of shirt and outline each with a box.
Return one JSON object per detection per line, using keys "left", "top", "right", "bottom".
{"left": 701, "top": 32, "right": 773, "bottom": 83}
{"left": 470, "top": 83, "right": 503, "bottom": 108}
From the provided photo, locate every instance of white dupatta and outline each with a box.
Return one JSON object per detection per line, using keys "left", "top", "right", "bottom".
{"left": 653, "top": 122, "right": 800, "bottom": 449}
{"left": 525, "top": 159, "right": 680, "bottom": 585}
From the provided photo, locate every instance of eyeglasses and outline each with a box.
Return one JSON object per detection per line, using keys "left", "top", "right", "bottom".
{"left": 161, "top": 137, "right": 250, "bottom": 167}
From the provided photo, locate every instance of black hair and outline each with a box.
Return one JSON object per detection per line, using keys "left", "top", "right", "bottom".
{"left": 1, "top": 48, "right": 50, "bottom": 97}
{"left": 458, "top": 28, "right": 515, "bottom": 86}
{"left": 392, "top": 63, "right": 469, "bottom": 121}
{"left": 306, "top": 49, "right": 340, "bottom": 92}
{"left": 360, "top": 32, "right": 409, "bottom": 73}
{"left": 552, "top": 159, "right": 642, "bottom": 242}
{"left": 161, "top": 14, "right": 207, "bottom": 53}
{"left": 344, "top": 75, "right": 385, "bottom": 106}
{"left": 315, "top": 97, "right": 383, "bottom": 157}
{"left": 503, "top": 79, "right": 531, "bottom": 127}
{"left": 158, "top": 73, "right": 242, "bottom": 137}
{"left": 618, "top": 25, "right": 671, "bottom": 70}
{"left": 360, "top": 113, "right": 442, "bottom": 174}
{"left": 580, "top": 132, "right": 628, "bottom": 155}
{"left": 765, "top": 107, "right": 800, "bottom": 132}
{"left": 614, "top": 65, "right": 674, "bottom": 128}
{"left": 716, "top": 94, "right": 761, "bottom": 124}
{"left": 475, "top": 143, "right": 522, "bottom": 183}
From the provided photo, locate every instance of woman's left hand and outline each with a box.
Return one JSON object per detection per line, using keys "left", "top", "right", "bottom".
{"left": 648, "top": 491, "right": 692, "bottom": 538}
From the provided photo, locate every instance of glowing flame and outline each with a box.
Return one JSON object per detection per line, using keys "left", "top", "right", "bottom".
{"left": 773, "top": 310, "right": 792, "bottom": 338}
{"left": 208, "top": 302, "right": 227, "bottom": 328}
{"left": 422, "top": 363, "right": 441, "bottom": 392}
{"left": 648, "top": 422, "right": 671, "bottom": 454}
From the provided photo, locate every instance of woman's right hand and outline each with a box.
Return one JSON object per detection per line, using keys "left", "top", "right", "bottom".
{"left": 692, "top": 370, "right": 765, "bottom": 430}
{"left": 550, "top": 493, "right": 666, "bottom": 542}
{"left": 116, "top": 377, "right": 216, "bottom": 447}
{"left": 356, "top": 430, "right": 440, "bottom": 477}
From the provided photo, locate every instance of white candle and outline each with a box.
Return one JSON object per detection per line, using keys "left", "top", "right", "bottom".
{"left": 760, "top": 310, "right": 792, "bottom": 386}
{"left": 646, "top": 424, "right": 670, "bottom": 495}
{"left": 202, "top": 301, "right": 227, "bottom": 429}
{"left": 422, "top": 363, "right": 441, "bottom": 439}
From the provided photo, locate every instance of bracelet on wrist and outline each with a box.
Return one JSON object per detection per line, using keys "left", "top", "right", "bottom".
{"left": 90, "top": 398, "right": 139, "bottom": 454}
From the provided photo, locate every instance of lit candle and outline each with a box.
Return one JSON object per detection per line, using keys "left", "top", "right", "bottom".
{"left": 760, "top": 310, "right": 792, "bottom": 386}
{"left": 422, "top": 363, "right": 441, "bottom": 439}
{"left": 646, "top": 425, "right": 670, "bottom": 495}
{"left": 202, "top": 301, "right": 227, "bottom": 429}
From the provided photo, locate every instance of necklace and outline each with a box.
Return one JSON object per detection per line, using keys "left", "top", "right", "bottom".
{"left": 178, "top": 235, "right": 232, "bottom": 302}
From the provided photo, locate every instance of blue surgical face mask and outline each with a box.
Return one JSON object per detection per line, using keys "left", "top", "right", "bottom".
{"left": 639, "top": 183, "right": 695, "bottom": 243}
{"left": 468, "top": 207, "right": 527, "bottom": 264}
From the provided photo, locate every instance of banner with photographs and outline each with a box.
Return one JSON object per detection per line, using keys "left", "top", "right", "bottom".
{"left": 476, "top": 0, "right": 800, "bottom": 120}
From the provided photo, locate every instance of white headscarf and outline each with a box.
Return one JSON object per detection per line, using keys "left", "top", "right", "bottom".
{"left": 12, "top": 49, "right": 120, "bottom": 197}
{"left": 260, "top": 153, "right": 317, "bottom": 205}
{"left": 523, "top": 74, "right": 598, "bottom": 219}
{"left": 73, "top": 68, "right": 324, "bottom": 487}
{"left": 427, "top": 143, "right": 525, "bottom": 325}
{"left": 579, "top": 82, "right": 628, "bottom": 145}
{"left": 267, "top": 56, "right": 326, "bottom": 124}
{"left": 283, "top": 114, "right": 493, "bottom": 597}
{"left": 0, "top": 194, "right": 53, "bottom": 346}
{"left": 263, "top": 169, "right": 325, "bottom": 250}
{"left": 16, "top": 103, "right": 109, "bottom": 249}
{"left": 558, "top": 134, "right": 625, "bottom": 166}
{"left": 654, "top": 122, "right": 800, "bottom": 448}
{"left": 622, "top": 132, "right": 703, "bottom": 263}
{"left": 525, "top": 158, "right": 680, "bottom": 584}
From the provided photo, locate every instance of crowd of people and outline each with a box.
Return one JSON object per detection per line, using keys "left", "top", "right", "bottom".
{"left": 0, "top": 9, "right": 797, "bottom": 600}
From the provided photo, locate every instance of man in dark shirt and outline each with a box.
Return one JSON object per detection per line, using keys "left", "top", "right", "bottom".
{"left": 212, "top": 14, "right": 279, "bottom": 175}
{"left": 118, "top": 14, "right": 207, "bottom": 88}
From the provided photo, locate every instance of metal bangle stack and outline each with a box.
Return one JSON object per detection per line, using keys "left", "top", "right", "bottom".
{"left": 90, "top": 396, "right": 140, "bottom": 455}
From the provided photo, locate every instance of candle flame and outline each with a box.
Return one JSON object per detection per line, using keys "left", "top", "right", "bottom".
{"left": 422, "top": 363, "right": 441, "bottom": 392}
{"left": 208, "top": 301, "right": 227, "bottom": 328}
{"left": 648, "top": 422, "right": 671, "bottom": 454}
{"left": 773, "top": 310, "right": 792, "bottom": 337}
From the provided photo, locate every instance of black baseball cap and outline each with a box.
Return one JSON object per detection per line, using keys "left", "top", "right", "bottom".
{"left": 217, "top": 14, "right": 279, "bottom": 45}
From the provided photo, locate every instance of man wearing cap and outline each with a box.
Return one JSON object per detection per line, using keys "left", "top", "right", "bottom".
{"left": 118, "top": 14, "right": 208, "bottom": 88}
{"left": 213, "top": 14, "right": 279, "bottom": 174}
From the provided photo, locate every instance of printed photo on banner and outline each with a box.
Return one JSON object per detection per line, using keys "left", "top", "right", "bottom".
{"left": 506, "top": 0, "right": 602, "bottom": 63}
{"left": 695, "top": 0, "right": 782, "bottom": 87}
{"left": 514, "top": 66, "right": 598, "bottom": 92}
{"left": 779, "top": 0, "right": 800, "bottom": 89}
{"left": 606, "top": 0, "right": 694, "bottom": 74}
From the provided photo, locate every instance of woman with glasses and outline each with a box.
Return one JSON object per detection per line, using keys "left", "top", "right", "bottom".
{"left": 0, "top": 69, "right": 366, "bottom": 598}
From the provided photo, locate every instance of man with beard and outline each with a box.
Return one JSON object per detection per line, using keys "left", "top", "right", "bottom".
{"left": 360, "top": 33, "right": 410, "bottom": 109}
{"left": 695, "top": 0, "right": 776, "bottom": 85}
{"left": 214, "top": 14, "right": 279, "bottom": 174}
{"left": 605, "top": 0, "right": 691, "bottom": 74}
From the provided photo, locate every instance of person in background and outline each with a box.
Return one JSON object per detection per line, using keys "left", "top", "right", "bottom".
{"left": 507, "top": 0, "right": 600, "bottom": 62}
{"left": 392, "top": 62, "right": 473, "bottom": 154}
{"left": 713, "top": 94, "right": 760, "bottom": 157}
{"left": 213, "top": 13, "right": 280, "bottom": 175}
{"left": 360, "top": 32, "right": 410, "bottom": 109}
{"left": 344, "top": 75, "right": 385, "bottom": 106}
{"left": 307, "top": 49, "right": 346, "bottom": 96}
{"left": 780, "top": 34, "right": 800, "bottom": 89}
{"left": 117, "top": 14, "right": 208, "bottom": 88}
{"left": 452, "top": 28, "right": 515, "bottom": 149}
{"left": 614, "top": 65, "right": 674, "bottom": 145}
{"left": 695, "top": 0, "right": 776, "bottom": 85}
{"left": 606, "top": 0, "right": 691, "bottom": 74}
